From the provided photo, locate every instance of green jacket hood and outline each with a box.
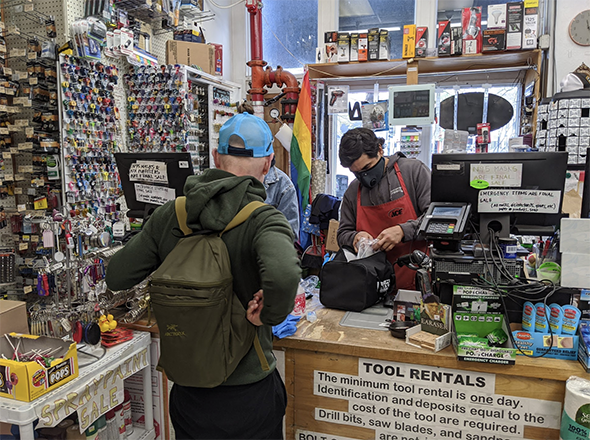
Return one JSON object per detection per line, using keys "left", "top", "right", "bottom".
{"left": 183, "top": 168, "right": 266, "bottom": 232}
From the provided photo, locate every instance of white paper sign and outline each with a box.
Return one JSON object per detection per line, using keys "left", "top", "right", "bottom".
{"left": 134, "top": 183, "right": 176, "bottom": 206}
{"left": 478, "top": 189, "right": 561, "bottom": 213}
{"left": 470, "top": 163, "right": 522, "bottom": 187}
{"left": 129, "top": 161, "right": 168, "bottom": 184}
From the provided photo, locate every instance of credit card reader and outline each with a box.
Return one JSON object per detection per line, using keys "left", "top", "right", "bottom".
{"left": 419, "top": 202, "right": 471, "bottom": 252}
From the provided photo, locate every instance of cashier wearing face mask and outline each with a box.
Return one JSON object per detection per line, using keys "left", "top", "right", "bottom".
{"left": 337, "top": 128, "right": 431, "bottom": 290}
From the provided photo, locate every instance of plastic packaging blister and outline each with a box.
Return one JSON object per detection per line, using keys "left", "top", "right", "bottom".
{"left": 357, "top": 237, "right": 379, "bottom": 259}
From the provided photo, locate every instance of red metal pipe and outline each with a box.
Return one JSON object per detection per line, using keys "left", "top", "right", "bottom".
{"left": 246, "top": 0, "right": 300, "bottom": 119}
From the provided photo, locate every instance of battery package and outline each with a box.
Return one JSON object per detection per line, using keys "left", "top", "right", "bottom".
{"left": 451, "top": 27, "right": 463, "bottom": 55}
{"left": 358, "top": 32, "right": 368, "bottom": 61}
{"left": 350, "top": 32, "right": 359, "bottom": 61}
{"left": 487, "top": 4, "right": 507, "bottom": 29}
{"left": 324, "top": 31, "right": 338, "bottom": 63}
{"left": 506, "top": 2, "right": 523, "bottom": 50}
{"left": 522, "top": 6, "right": 538, "bottom": 49}
{"left": 415, "top": 27, "right": 428, "bottom": 58}
{"left": 483, "top": 29, "right": 506, "bottom": 51}
{"left": 337, "top": 32, "right": 350, "bottom": 62}
{"left": 462, "top": 6, "right": 482, "bottom": 54}
{"left": 437, "top": 21, "right": 451, "bottom": 56}
{"left": 368, "top": 28, "right": 380, "bottom": 61}
{"left": 379, "top": 29, "right": 389, "bottom": 60}
{"left": 402, "top": 25, "right": 416, "bottom": 59}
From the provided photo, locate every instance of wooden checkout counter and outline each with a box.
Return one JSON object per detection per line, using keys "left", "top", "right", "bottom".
{"left": 127, "top": 296, "right": 586, "bottom": 440}
{"left": 274, "top": 297, "right": 587, "bottom": 440}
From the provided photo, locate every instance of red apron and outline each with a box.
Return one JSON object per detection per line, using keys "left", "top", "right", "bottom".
{"left": 356, "top": 162, "right": 428, "bottom": 291}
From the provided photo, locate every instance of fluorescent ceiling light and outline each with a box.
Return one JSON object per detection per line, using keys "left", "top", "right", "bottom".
{"left": 340, "top": 0, "right": 374, "bottom": 17}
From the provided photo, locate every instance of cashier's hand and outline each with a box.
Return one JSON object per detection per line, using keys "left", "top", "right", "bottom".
{"left": 247, "top": 289, "right": 264, "bottom": 326}
{"left": 374, "top": 225, "right": 404, "bottom": 252}
{"left": 353, "top": 231, "right": 374, "bottom": 252}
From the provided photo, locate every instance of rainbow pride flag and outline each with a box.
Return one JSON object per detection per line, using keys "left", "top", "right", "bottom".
{"left": 290, "top": 71, "right": 312, "bottom": 230}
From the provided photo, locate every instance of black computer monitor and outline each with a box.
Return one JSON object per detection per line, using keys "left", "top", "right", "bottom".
{"left": 431, "top": 152, "right": 568, "bottom": 241}
{"left": 115, "top": 153, "right": 195, "bottom": 219}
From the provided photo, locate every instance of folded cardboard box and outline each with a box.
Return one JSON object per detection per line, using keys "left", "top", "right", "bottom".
{"left": 0, "top": 300, "right": 29, "bottom": 336}
{"left": 0, "top": 333, "right": 78, "bottom": 402}
{"left": 166, "top": 41, "right": 215, "bottom": 75}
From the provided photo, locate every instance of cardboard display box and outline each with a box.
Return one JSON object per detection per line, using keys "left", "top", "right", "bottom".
{"left": 349, "top": 33, "right": 359, "bottom": 62}
{"left": 368, "top": 28, "right": 380, "bottom": 61}
{"left": 415, "top": 27, "right": 428, "bottom": 58}
{"left": 0, "top": 334, "right": 78, "bottom": 402}
{"left": 483, "top": 29, "right": 506, "bottom": 51}
{"left": 406, "top": 324, "right": 452, "bottom": 352}
{"left": 337, "top": 32, "right": 350, "bottom": 62}
{"left": 506, "top": 2, "right": 524, "bottom": 50}
{"left": 437, "top": 21, "right": 451, "bottom": 56}
{"left": 512, "top": 328, "right": 579, "bottom": 361}
{"left": 402, "top": 25, "right": 416, "bottom": 59}
{"left": 325, "top": 219, "right": 340, "bottom": 253}
{"left": 0, "top": 300, "right": 29, "bottom": 336}
{"left": 461, "top": 6, "right": 482, "bottom": 54}
{"left": 165, "top": 41, "right": 215, "bottom": 75}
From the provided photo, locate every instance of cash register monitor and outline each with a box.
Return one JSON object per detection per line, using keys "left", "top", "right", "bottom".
{"left": 431, "top": 152, "right": 568, "bottom": 240}
{"left": 115, "top": 153, "right": 194, "bottom": 219}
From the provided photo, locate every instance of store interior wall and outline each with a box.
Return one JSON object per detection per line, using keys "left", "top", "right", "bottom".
{"left": 550, "top": 1, "right": 590, "bottom": 97}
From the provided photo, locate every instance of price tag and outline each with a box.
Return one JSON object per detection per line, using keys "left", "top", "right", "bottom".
{"left": 15, "top": 119, "right": 28, "bottom": 127}
{"left": 27, "top": 52, "right": 37, "bottom": 60}
{"left": 9, "top": 147, "right": 18, "bottom": 154}
{"left": 31, "top": 235, "right": 39, "bottom": 242}
{"left": 18, "top": 165, "right": 33, "bottom": 173}
{"left": 10, "top": 49, "right": 26, "bottom": 58}
{"left": 19, "top": 242, "right": 28, "bottom": 250}
{"left": 22, "top": 235, "right": 29, "bottom": 241}
{"left": 2, "top": 152, "right": 11, "bottom": 159}
{"left": 5, "top": 89, "right": 14, "bottom": 97}
{"left": 25, "top": 127, "right": 34, "bottom": 136}
{"left": 0, "top": 46, "right": 5, "bottom": 54}
{"left": 15, "top": 70, "right": 27, "bottom": 80}
{"left": 25, "top": 258, "right": 33, "bottom": 265}
{"left": 50, "top": 262, "right": 63, "bottom": 272}
{"left": 0, "top": 128, "right": 8, "bottom": 135}
{"left": 27, "top": 188, "right": 36, "bottom": 196}
{"left": 23, "top": 100, "right": 31, "bottom": 108}
{"left": 18, "top": 142, "right": 33, "bottom": 150}
{"left": 0, "top": 87, "right": 5, "bottom": 94}
{"left": 3, "top": 68, "right": 12, "bottom": 75}
{"left": 14, "top": 174, "right": 24, "bottom": 181}
{"left": 14, "top": 187, "right": 23, "bottom": 194}
{"left": 24, "top": 3, "right": 34, "bottom": 12}
{"left": 23, "top": 285, "right": 32, "bottom": 294}
{"left": 4, "top": 174, "right": 13, "bottom": 181}
{"left": 0, "top": 22, "right": 5, "bottom": 30}
{"left": 28, "top": 77, "right": 38, "bottom": 85}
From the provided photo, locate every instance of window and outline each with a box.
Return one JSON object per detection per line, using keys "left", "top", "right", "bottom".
{"left": 333, "top": 90, "right": 402, "bottom": 197}
{"left": 339, "top": 0, "right": 415, "bottom": 60}
{"left": 432, "top": 84, "right": 521, "bottom": 155}
{"left": 261, "top": 0, "right": 318, "bottom": 74}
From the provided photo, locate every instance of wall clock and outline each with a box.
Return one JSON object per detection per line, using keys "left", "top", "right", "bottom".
{"left": 569, "top": 9, "right": 590, "bottom": 46}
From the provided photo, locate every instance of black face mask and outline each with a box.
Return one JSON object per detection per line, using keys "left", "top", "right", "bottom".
{"left": 354, "top": 156, "right": 385, "bottom": 189}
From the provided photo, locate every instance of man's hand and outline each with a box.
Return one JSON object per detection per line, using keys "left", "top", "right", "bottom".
{"left": 374, "top": 225, "right": 404, "bottom": 252}
{"left": 353, "top": 231, "right": 374, "bottom": 252}
{"left": 247, "top": 289, "right": 264, "bottom": 326}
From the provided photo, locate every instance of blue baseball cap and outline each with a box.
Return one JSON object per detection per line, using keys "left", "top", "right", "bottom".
{"left": 218, "top": 113, "right": 274, "bottom": 158}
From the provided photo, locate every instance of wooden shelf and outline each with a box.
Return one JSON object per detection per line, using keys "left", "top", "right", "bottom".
{"left": 307, "top": 49, "right": 542, "bottom": 80}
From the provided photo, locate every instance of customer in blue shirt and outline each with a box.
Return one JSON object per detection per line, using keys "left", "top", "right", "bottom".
{"left": 264, "top": 158, "right": 300, "bottom": 241}
{"left": 236, "top": 102, "right": 300, "bottom": 241}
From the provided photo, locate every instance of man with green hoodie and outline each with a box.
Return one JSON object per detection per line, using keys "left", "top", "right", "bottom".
{"left": 106, "top": 113, "right": 301, "bottom": 439}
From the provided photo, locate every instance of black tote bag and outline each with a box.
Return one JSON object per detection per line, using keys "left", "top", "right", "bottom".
{"left": 319, "top": 247, "right": 395, "bottom": 312}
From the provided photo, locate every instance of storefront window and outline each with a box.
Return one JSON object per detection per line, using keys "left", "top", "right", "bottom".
{"left": 339, "top": 0, "right": 416, "bottom": 60}
{"left": 432, "top": 84, "right": 521, "bottom": 155}
{"left": 261, "top": 0, "right": 318, "bottom": 74}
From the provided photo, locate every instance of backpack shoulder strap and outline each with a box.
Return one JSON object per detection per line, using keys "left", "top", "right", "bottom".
{"left": 175, "top": 197, "right": 193, "bottom": 236}
{"left": 220, "top": 201, "right": 266, "bottom": 237}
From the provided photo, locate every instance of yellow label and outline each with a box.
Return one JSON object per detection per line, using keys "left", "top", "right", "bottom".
{"left": 524, "top": 0, "right": 538, "bottom": 7}
{"left": 34, "top": 197, "right": 48, "bottom": 210}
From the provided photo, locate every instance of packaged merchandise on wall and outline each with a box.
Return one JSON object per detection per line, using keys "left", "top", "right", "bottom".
{"left": 487, "top": 4, "right": 507, "bottom": 29}
{"left": 324, "top": 31, "right": 338, "bottom": 63}
{"left": 506, "top": 2, "right": 524, "bottom": 50}
{"left": 337, "top": 33, "right": 350, "bottom": 62}
{"left": 367, "top": 28, "right": 380, "bottom": 61}
{"left": 402, "top": 25, "right": 416, "bottom": 59}
{"left": 522, "top": 6, "right": 539, "bottom": 49}
{"left": 358, "top": 33, "right": 368, "bottom": 62}
{"left": 378, "top": 29, "right": 389, "bottom": 60}
{"left": 483, "top": 29, "right": 507, "bottom": 51}
{"left": 349, "top": 33, "right": 359, "bottom": 62}
{"left": 461, "top": 6, "right": 482, "bottom": 54}
{"left": 437, "top": 21, "right": 451, "bottom": 56}
{"left": 415, "top": 27, "right": 428, "bottom": 58}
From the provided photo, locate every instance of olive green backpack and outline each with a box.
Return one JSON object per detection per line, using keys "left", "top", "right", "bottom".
{"left": 150, "top": 197, "right": 269, "bottom": 387}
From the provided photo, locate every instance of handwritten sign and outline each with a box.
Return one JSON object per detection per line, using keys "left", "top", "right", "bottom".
{"left": 470, "top": 163, "right": 522, "bottom": 187}
{"left": 478, "top": 190, "right": 561, "bottom": 213}
{"left": 129, "top": 161, "right": 168, "bottom": 184}
{"left": 134, "top": 183, "right": 175, "bottom": 206}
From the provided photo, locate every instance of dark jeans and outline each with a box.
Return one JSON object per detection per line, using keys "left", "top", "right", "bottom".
{"left": 170, "top": 369, "right": 287, "bottom": 440}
